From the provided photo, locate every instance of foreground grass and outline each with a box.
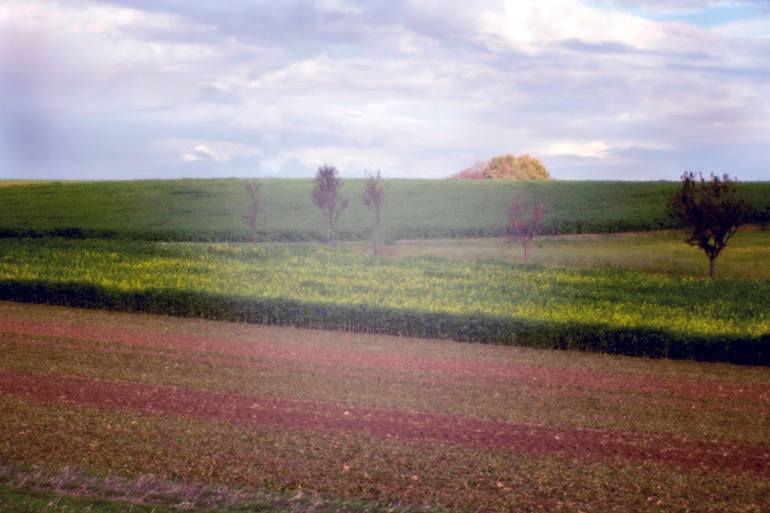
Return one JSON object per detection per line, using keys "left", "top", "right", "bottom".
{"left": 1, "top": 303, "right": 769, "bottom": 512}
{"left": 0, "top": 487, "right": 181, "bottom": 513}
{"left": 0, "top": 238, "right": 768, "bottom": 362}
{"left": 0, "top": 488, "right": 425, "bottom": 513}
{"left": 380, "top": 229, "right": 770, "bottom": 279}
{"left": 0, "top": 469, "right": 430, "bottom": 513}
{"left": 0, "top": 179, "right": 768, "bottom": 242}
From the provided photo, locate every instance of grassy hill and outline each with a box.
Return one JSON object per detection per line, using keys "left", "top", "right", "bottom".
{"left": 0, "top": 179, "right": 768, "bottom": 242}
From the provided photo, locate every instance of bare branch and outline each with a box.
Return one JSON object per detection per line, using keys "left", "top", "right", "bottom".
{"left": 312, "top": 164, "right": 348, "bottom": 245}
{"left": 506, "top": 198, "right": 544, "bottom": 262}
{"left": 362, "top": 170, "right": 385, "bottom": 256}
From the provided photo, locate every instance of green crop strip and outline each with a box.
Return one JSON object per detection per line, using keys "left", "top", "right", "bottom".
{"left": 0, "top": 179, "right": 768, "bottom": 242}
{"left": 0, "top": 239, "right": 768, "bottom": 364}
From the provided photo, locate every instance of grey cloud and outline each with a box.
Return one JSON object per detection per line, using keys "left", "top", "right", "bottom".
{"left": 595, "top": 0, "right": 757, "bottom": 9}
{"left": 560, "top": 39, "right": 637, "bottom": 54}
{"left": 88, "top": 0, "right": 503, "bottom": 57}
{"left": 198, "top": 85, "right": 242, "bottom": 105}
{"left": 90, "top": 0, "right": 404, "bottom": 46}
{"left": 665, "top": 60, "right": 770, "bottom": 82}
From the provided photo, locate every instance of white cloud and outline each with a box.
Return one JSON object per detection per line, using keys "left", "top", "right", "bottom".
{"left": 1, "top": 0, "right": 769, "bottom": 180}
{"left": 473, "top": 0, "right": 710, "bottom": 52}
{"left": 174, "top": 141, "right": 261, "bottom": 163}
{"left": 544, "top": 140, "right": 612, "bottom": 159}
{"left": 714, "top": 18, "right": 770, "bottom": 39}
{"left": 181, "top": 145, "right": 219, "bottom": 162}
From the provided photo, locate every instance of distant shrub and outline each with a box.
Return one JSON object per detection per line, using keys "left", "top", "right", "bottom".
{"left": 453, "top": 161, "right": 488, "bottom": 180}
{"left": 453, "top": 154, "right": 549, "bottom": 180}
{"left": 486, "top": 154, "right": 550, "bottom": 180}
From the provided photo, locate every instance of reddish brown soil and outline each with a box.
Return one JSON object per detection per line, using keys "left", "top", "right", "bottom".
{"left": 11, "top": 335, "right": 768, "bottom": 422}
{"left": 2, "top": 369, "right": 768, "bottom": 474}
{"left": 2, "top": 318, "right": 768, "bottom": 404}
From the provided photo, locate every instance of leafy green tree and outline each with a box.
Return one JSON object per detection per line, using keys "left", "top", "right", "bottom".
{"left": 667, "top": 172, "right": 754, "bottom": 278}
{"left": 312, "top": 164, "right": 348, "bottom": 245}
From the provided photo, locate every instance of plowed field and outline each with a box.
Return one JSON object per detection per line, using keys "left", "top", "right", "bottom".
{"left": 1, "top": 301, "right": 769, "bottom": 512}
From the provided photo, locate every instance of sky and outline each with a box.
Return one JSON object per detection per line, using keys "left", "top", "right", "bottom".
{"left": 1, "top": 0, "right": 769, "bottom": 180}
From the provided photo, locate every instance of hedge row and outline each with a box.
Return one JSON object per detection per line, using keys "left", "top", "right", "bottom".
{"left": 2, "top": 214, "right": 768, "bottom": 243}
{"left": 0, "top": 220, "right": 715, "bottom": 243}
{"left": 1, "top": 279, "right": 766, "bottom": 366}
{"left": 0, "top": 227, "right": 324, "bottom": 243}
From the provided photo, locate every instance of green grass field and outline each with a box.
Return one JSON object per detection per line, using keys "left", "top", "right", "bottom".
{"left": 1, "top": 179, "right": 768, "bottom": 242}
{"left": 379, "top": 229, "right": 770, "bottom": 279}
{"left": 0, "top": 234, "right": 767, "bottom": 363}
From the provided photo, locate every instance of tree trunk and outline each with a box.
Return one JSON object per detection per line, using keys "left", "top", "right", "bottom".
{"left": 709, "top": 256, "right": 716, "bottom": 278}
{"left": 373, "top": 213, "right": 381, "bottom": 257}
{"left": 372, "top": 227, "right": 378, "bottom": 256}
{"left": 522, "top": 242, "right": 529, "bottom": 263}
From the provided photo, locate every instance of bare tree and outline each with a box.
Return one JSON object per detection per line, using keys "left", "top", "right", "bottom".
{"left": 362, "top": 171, "right": 385, "bottom": 256}
{"left": 506, "top": 198, "right": 544, "bottom": 262}
{"left": 667, "top": 172, "right": 754, "bottom": 278}
{"left": 242, "top": 181, "right": 261, "bottom": 242}
{"left": 312, "top": 164, "right": 348, "bottom": 245}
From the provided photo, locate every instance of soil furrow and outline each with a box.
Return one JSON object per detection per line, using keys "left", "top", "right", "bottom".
{"left": 1, "top": 368, "right": 768, "bottom": 474}
{"left": 1, "top": 318, "right": 768, "bottom": 404}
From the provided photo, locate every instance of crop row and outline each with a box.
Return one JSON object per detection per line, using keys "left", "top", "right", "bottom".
{"left": 0, "top": 220, "right": 687, "bottom": 243}
{"left": 0, "top": 239, "right": 767, "bottom": 364}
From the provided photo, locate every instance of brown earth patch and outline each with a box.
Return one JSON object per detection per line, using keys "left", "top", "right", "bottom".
{"left": 1, "top": 369, "right": 768, "bottom": 475}
{"left": 2, "top": 318, "right": 768, "bottom": 405}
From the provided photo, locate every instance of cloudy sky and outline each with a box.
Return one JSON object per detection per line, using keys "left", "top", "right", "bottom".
{"left": 1, "top": 0, "right": 769, "bottom": 180}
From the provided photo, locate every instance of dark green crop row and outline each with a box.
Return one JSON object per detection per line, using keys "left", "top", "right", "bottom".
{"left": 0, "top": 279, "right": 767, "bottom": 365}
{"left": 0, "top": 239, "right": 767, "bottom": 364}
{"left": 1, "top": 179, "right": 768, "bottom": 242}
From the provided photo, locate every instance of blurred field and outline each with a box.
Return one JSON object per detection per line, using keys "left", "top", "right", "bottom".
{"left": 0, "top": 179, "right": 768, "bottom": 242}
{"left": 1, "top": 302, "right": 769, "bottom": 513}
{"left": 377, "top": 228, "right": 770, "bottom": 280}
{"left": 0, "top": 181, "right": 51, "bottom": 188}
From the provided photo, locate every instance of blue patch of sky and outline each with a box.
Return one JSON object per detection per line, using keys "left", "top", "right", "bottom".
{"left": 586, "top": 1, "right": 767, "bottom": 27}
{"left": 661, "top": 3, "right": 766, "bottom": 27}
